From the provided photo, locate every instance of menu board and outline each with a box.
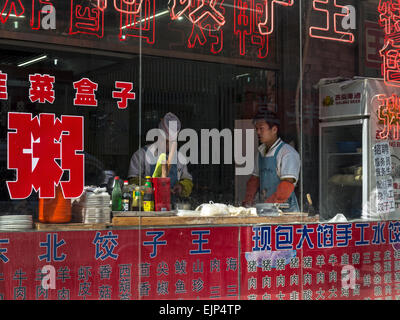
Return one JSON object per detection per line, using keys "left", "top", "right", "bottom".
{"left": 0, "top": 222, "right": 400, "bottom": 300}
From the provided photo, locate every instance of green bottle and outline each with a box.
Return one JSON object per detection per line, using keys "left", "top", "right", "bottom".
{"left": 145, "top": 176, "right": 153, "bottom": 188}
{"left": 112, "top": 176, "right": 122, "bottom": 211}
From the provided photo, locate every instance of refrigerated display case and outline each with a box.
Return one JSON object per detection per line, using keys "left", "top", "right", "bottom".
{"left": 319, "top": 119, "right": 367, "bottom": 220}
{"left": 319, "top": 78, "right": 400, "bottom": 221}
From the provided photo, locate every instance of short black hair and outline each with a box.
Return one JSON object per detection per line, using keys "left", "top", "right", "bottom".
{"left": 252, "top": 110, "right": 281, "bottom": 138}
{"left": 253, "top": 110, "right": 280, "bottom": 131}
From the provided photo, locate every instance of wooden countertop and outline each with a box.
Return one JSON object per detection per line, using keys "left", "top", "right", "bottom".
{"left": 31, "top": 214, "right": 319, "bottom": 231}
{"left": 35, "top": 222, "right": 111, "bottom": 231}
{"left": 112, "top": 214, "right": 319, "bottom": 227}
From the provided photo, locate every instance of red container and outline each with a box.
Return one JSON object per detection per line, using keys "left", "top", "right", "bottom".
{"left": 152, "top": 177, "right": 171, "bottom": 212}
{"left": 38, "top": 185, "right": 72, "bottom": 223}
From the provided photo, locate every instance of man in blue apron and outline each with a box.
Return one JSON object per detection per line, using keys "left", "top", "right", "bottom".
{"left": 242, "top": 111, "right": 300, "bottom": 212}
{"left": 128, "top": 112, "right": 193, "bottom": 198}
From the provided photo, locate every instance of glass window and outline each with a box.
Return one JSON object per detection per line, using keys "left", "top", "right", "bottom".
{"left": 0, "top": 0, "right": 397, "bottom": 301}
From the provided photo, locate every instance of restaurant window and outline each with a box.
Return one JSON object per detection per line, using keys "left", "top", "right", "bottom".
{"left": 0, "top": 0, "right": 398, "bottom": 301}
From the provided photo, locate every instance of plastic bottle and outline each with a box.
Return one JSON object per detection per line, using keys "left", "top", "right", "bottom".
{"left": 111, "top": 176, "right": 122, "bottom": 211}
{"left": 143, "top": 178, "right": 154, "bottom": 212}
{"left": 132, "top": 186, "right": 142, "bottom": 211}
{"left": 121, "top": 180, "right": 131, "bottom": 211}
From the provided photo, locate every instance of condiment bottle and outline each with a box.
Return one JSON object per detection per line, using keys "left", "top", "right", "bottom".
{"left": 143, "top": 177, "right": 154, "bottom": 212}
{"left": 121, "top": 180, "right": 131, "bottom": 211}
{"left": 111, "top": 176, "right": 122, "bottom": 211}
{"left": 132, "top": 186, "right": 142, "bottom": 211}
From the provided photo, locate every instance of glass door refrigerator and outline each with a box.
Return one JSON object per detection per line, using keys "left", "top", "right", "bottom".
{"left": 319, "top": 78, "right": 400, "bottom": 221}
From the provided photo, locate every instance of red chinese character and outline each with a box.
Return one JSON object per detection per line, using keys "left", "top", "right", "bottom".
{"left": 309, "top": 0, "right": 355, "bottom": 43}
{"left": 170, "top": 0, "right": 225, "bottom": 53}
{"left": 234, "top": 0, "right": 252, "bottom": 56}
{"left": 30, "top": 0, "right": 54, "bottom": 30}
{"left": 0, "top": 71, "right": 8, "bottom": 100}
{"left": 7, "top": 112, "right": 84, "bottom": 199}
{"left": 0, "top": 0, "right": 24, "bottom": 24}
{"left": 234, "top": 0, "right": 270, "bottom": 59}
{"left": 69, "top": 0, "right": 105, "bottom": 38}
{"left": 112, "top": 81, "right": 136, "bottom": 109}
{"left": 73, "top": 78, "right": 98, "bottom": 107}
{"left": 380, "top": 39, "right": 400, "bottom": 87}
{"left": 378, "top": 94, "right": 400, "bottom": 140}
{"left": 378, "top": 0, "right": 400, "bottom": 38}
{"left": 29, "top": 73, "right": 55, "bottom": 104}
{"left": 187, "top": 7, "right": 225, "bottom": 54}
{"left": 118, "top": 0, "right": 155, "bottom": 44}
{"left": 58, "top": 115, "right": 84, "bottom": 198}
{"left": 188, "top": 0, "right": 225, "bottom": 26}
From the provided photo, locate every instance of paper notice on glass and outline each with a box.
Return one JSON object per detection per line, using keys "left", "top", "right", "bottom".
{"left": 373, "top": 141, "right": 392, "bottom": 177}
{"left": 376, "top": 177, "right": 395, "bottom": 214}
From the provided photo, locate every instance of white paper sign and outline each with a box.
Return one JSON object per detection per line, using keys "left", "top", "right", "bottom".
{"left": 373, "top": 141, "right": 392, "bottom": 177}
{"left": 374, "top": 142, "right": 395, "bottom": 214}
{"left": 376, "top": 177, "right": 395, "bottom": 214}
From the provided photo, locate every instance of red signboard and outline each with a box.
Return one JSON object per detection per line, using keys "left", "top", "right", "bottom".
{"left": 0, "top": 222, "right": 399, "bottom": 300}
{"left": 240, "top": 222, "right": 400, "bottom": 300}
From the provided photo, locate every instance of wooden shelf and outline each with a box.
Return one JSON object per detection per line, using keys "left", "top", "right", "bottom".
{"left": 112, "top": 214, "right": 319, "bottom": 227}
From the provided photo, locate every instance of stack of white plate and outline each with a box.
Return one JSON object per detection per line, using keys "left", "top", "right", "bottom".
{"left": 0, "top": 215, "right": 33, "bottom": 231}
{"left": 81, "top": 189, "right": 111, "bottom": 224}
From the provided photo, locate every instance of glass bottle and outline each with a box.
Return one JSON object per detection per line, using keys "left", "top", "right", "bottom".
{"left": 111, "top": 176, "right": 122, "bottom": 211}
{"left": 121, "top": 180, "right": 131, "bottom": 211}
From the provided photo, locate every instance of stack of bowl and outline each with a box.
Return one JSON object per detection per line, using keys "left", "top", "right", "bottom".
{"left": 81, "top": 188, "right": 111, "bottom": 224}
{"left": 0, "top": 215, "right": 33, "bottom": 231}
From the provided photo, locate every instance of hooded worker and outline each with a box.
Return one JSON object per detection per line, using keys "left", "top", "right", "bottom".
{"left": 128, "top": 112, "right": 193, "bottom": 198}
{"left": 242, "top": 110, "right": 300, "bottom": 212}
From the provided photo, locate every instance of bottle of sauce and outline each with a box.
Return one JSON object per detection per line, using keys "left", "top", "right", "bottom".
{"left": 121, "top": 180, "right": 131, "bottom": 211}
{"left": 111, "top": 176, "right": 122, "bottom": 211}
{"left": 143, "top": 177, "right": 154, "bottom": 212}
{"left": 131, "top": 186, "right": 142, "bottom": 211}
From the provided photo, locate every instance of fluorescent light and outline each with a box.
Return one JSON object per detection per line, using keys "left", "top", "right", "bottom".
{"left": 121, "top": 10, "right": 169, "bottom": 30}
{"left": 1, "top": 13, "right": 25, "bottom": 18}
{"left": 236, "top": 73, "right": 250, "bottom": 79}
{"left": 18, "top": 55, "right": 48, "bottom": 67}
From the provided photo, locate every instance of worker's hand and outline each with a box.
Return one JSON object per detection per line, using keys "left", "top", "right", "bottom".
{"left": 242, "top": 176, "right": 260, "bottom": 207}
{"left": 265, "top": 180, "right": 295, "bottom": 203}
{"left": 172, "top": 183, "right": 183, "bottom": 196}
